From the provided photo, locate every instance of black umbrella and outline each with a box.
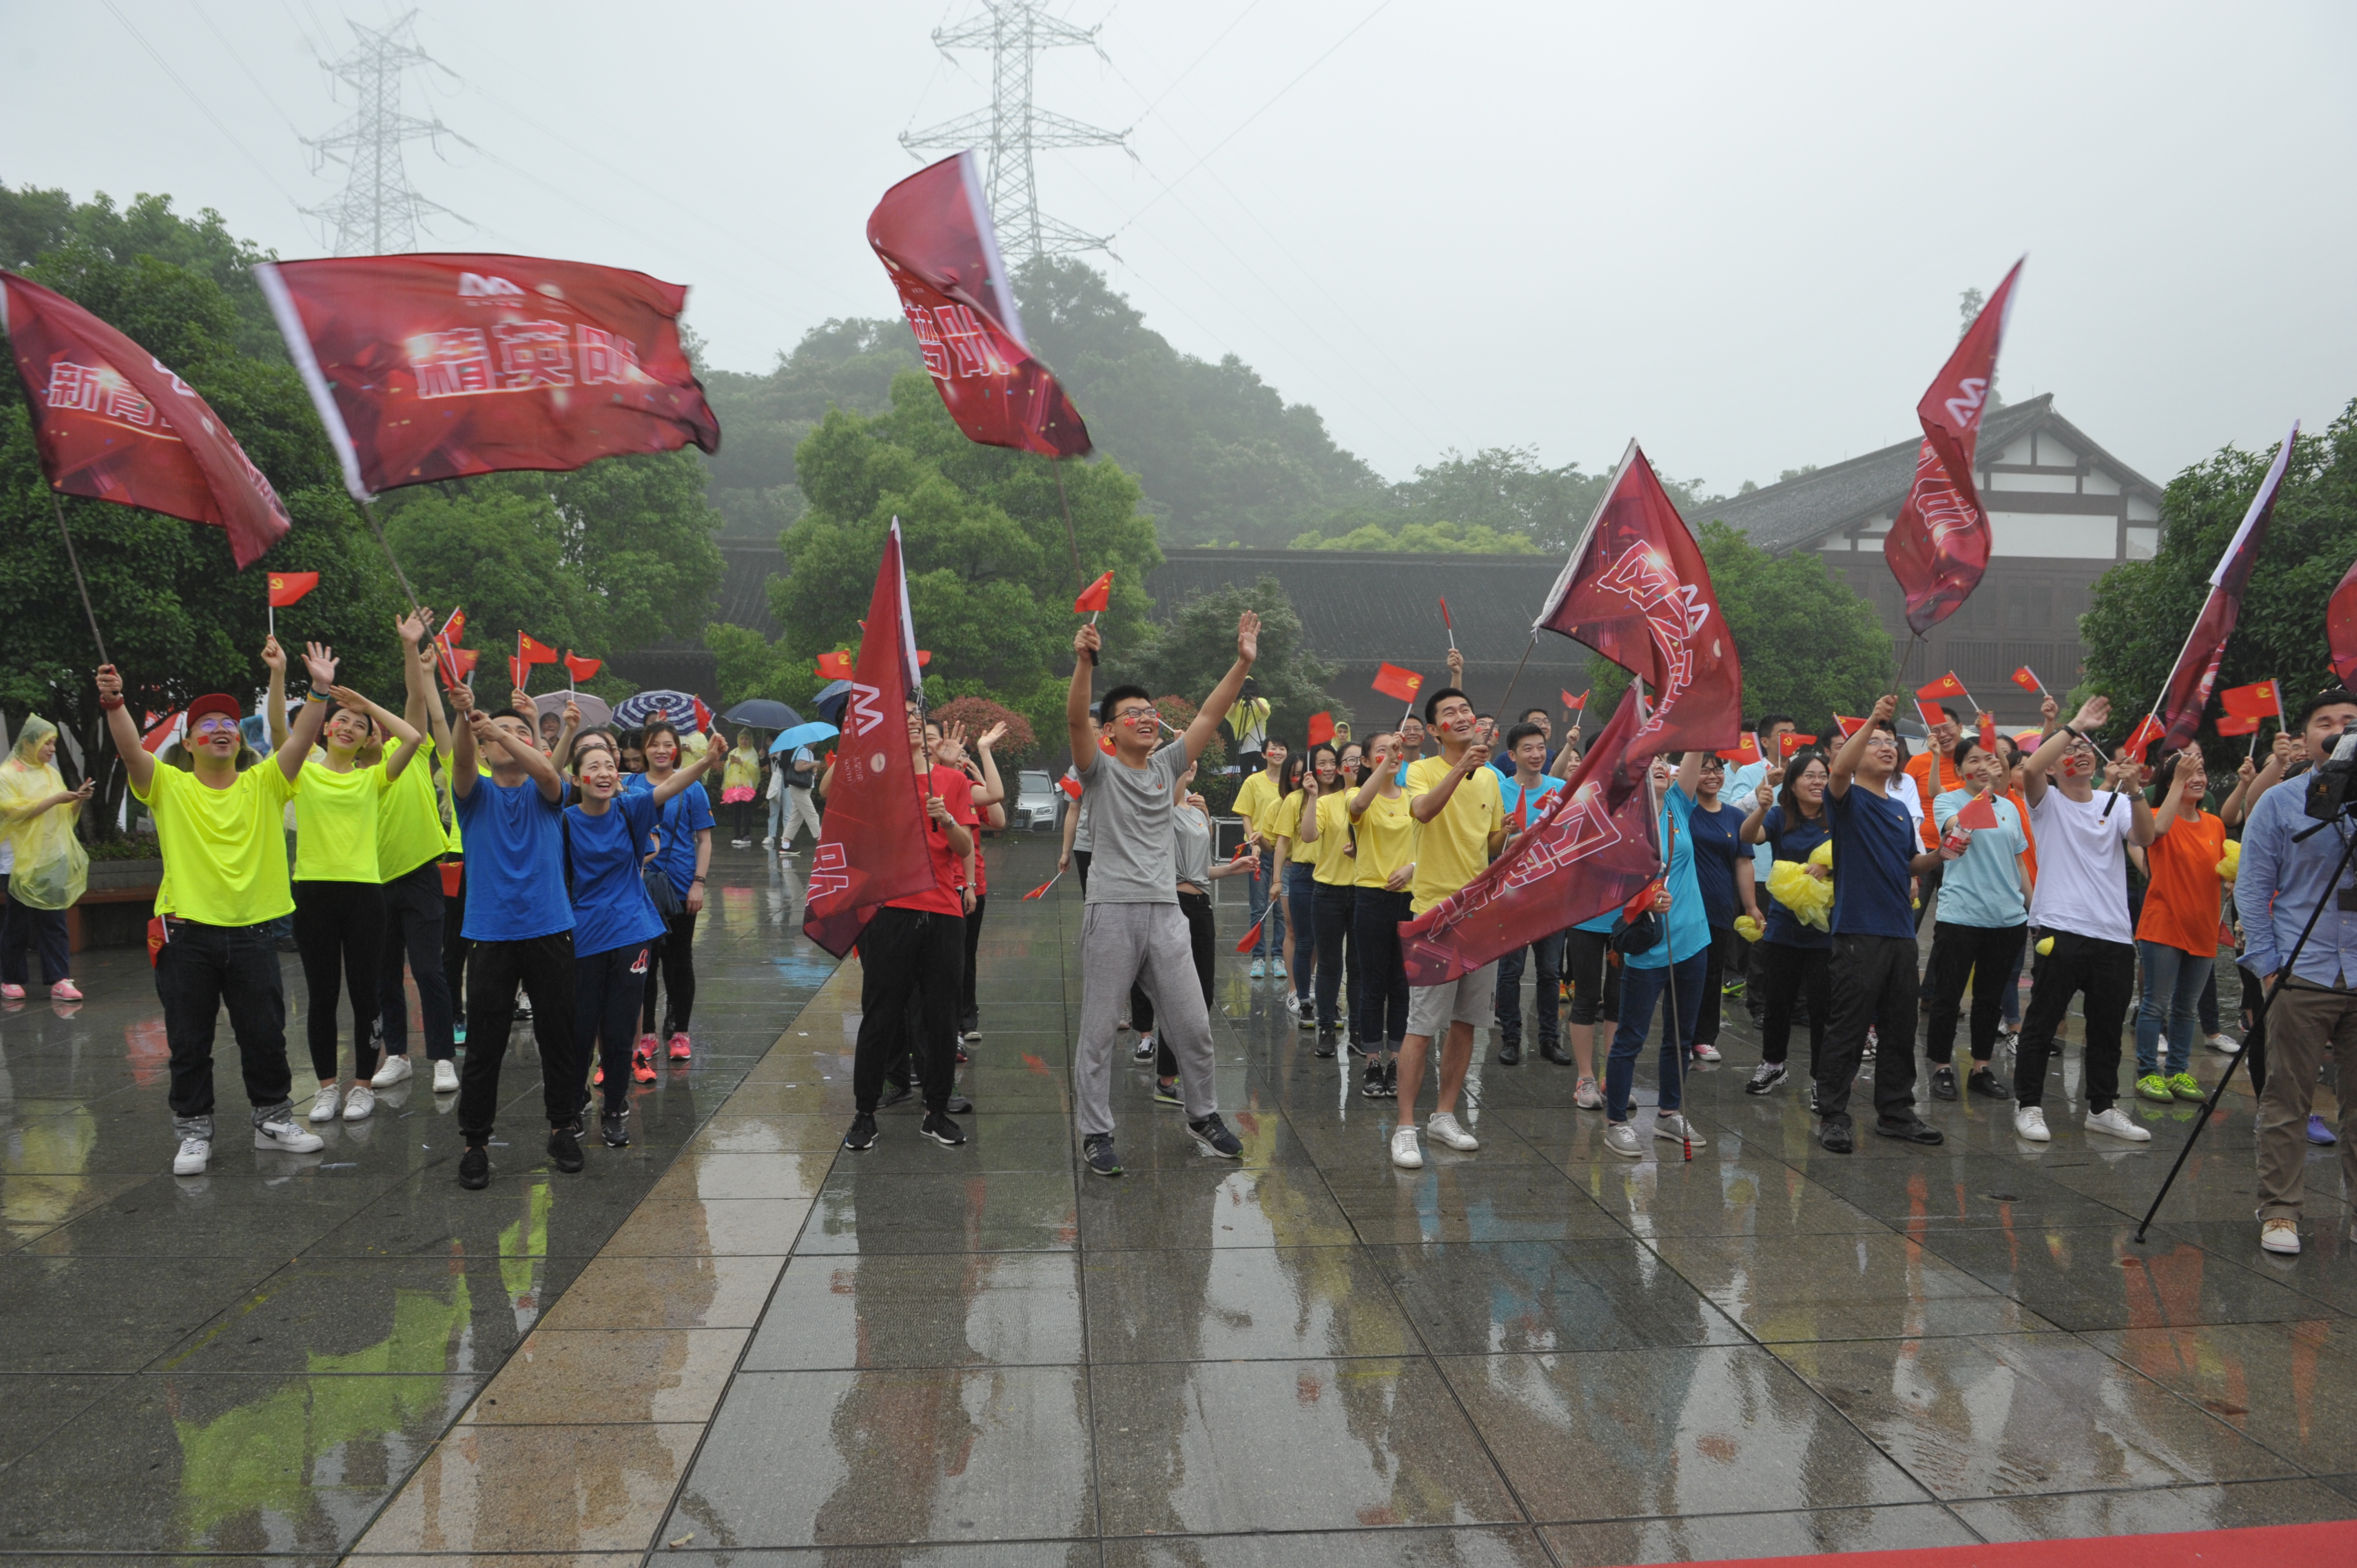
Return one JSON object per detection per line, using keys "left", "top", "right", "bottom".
{"left": 723, "top": 698, "right": 802, "bottom": 730}
{"left": 812, "top": 680, "right": 854, "bottom": 724}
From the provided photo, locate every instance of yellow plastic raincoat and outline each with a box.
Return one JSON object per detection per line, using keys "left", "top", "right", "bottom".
{"left": 0, "top": 716, "right": 89, "bottom": 910}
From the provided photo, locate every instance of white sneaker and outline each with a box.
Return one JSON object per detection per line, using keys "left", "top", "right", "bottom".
{"left": 172, "top": 1136, "right": 210, "bottom": 1176}
{"left": 1284, "top": 993, "right": 1301, "bottom": 1016}
{"left": 1427, "top": 1111, "right": 1479, "bottom": 1151}
{"left": 1654, "top": 1112, "right": 1708, "bottom": 1149}
{"left": 2260, "top": 1217, "right": 2301, "bottom": 1255}
{"left": 1691, "top": 1041, "right": 1722, "bottom": 1063}
{"left": 2208, "top": 1033, "right": 2242, "bottom": 1055}
{"left": 2014, "top": 1106, "right": 2051, "bottom": 1142}
{"left": 2086, "top": 1106, "right": 2152, "bottom": 1142}
{"left": 255, "top": 1117, "right": 325, "bottom": 1154}
{"left": 1389, "top": 1125, "right": 1424, "bottom": 1169}
{"left": 432, "top": 1059, "right": 460, "bottom": 1094}
{"left": 1132, "top": 1033, "right": 1155, "bottom": 1061}
{"left": 1604, "top": 1120, "right": 1644, "bottom": 1158}
{"left": 371, "top": 1053, "right": 414, "bottom": 1087}
{"left": 1573, "top": 1075, "right": 1603, "bottom": 1110}
{"left": 342, "top": 1085, "right": 377, "bottom": 1122}
{"left": 306, "top": 1086, "right": 341, "bottom": 1123}
{"left": 761, "top": 836, "right": 775, "bottom": 847}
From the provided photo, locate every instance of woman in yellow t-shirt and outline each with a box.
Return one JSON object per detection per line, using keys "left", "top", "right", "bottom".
{"left": 1349, "top": 731, "right": 1418, "bottom": 1097}
{"left": 1274, "top": 746, "right": 1339, "bottom": 1026}
{"left": 267, "top": 637, "right": 423, "bottom": 1126}
{"left": 1299, "top": 741, "right": 1366, "bottom": 1057}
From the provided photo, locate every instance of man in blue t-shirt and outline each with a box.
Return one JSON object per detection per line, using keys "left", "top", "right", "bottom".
{"left": 1492, "top": 723, "right": 1568, "bottom": 1066}
{"left": 449, "top": 683, "right": 577, "bottom": 1190}
{"left": 1820, "top": 694, "right": 1945, "bottom": 1153}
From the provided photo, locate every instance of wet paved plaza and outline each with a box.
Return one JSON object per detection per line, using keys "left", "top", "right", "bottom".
{"left": 4, "top": 835, "right": 2356, "bottom": 1565}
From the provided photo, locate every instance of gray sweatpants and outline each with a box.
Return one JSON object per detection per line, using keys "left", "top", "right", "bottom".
{"left": 1077, "top": 901, "right": 1217, "bottom": 1136}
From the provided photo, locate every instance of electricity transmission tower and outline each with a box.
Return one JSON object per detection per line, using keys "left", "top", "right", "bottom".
{"left": 302, "top": 12, "right": 471, "bottom": 255}
{"left": 902, "top": 2, "right": 1131, "bottom": 264}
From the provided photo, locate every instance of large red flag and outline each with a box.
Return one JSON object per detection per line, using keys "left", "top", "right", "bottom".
{"left": 1, "top": 270, "right": 292, "bottom": 567}
{"left": 1398, "top": 686, "right": 1660, "bottom": 986}
{"left": 2145, "top": 423, "right": 2298, "bottom": 754}
{"left": 254, "top": 253, "right": 718, "bottom": 500}
{"left": 1534, "top": 440, "right": 1742, "bottom": 756}
{"left": 1883, "top": 259, "right": 2024, "bottom": 635}
{"left": 867, "top": 153, "right": 1090, "bottom": 460}
{"left": 2332, "top": 559, "right": 2357, "bottom": 688}
{"left": 803, "top": 520, "right": 938, "bottom": 958}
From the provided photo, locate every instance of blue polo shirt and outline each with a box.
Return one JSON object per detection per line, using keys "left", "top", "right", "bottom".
{"left": 565, "top": 790, "right": 665, "bottom": 958}
{"left": 455, "top": 775, "right": 573, "bottom": 943}
{"left": 1827, "top": 780, "right": 1918, "bottom": 940}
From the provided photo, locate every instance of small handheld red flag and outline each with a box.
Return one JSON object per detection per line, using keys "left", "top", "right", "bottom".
{"left": 267, "top": 571, "right": 319, "bottom": 608}
{"left": 816, "top": 649, "right": 856, "bottom": 681}
{"left": 1372, "top": 663, "right": 1423, "bottom": 704}
{"left": 508, "top": 654, "right": 527, "bottom": 690}
{"left": 1561, "top": 689, "right": 1587, "bottom": 711}
{"left": 2215, "top": 713, "right": 2262, "bottom": 736}
{"left": 562, "top": 652, "right": 601, "bottom": 684}
{"left": 2123, "top": 714, "right": 2167, "bottom": 759}
{"left": 1916, "top": 700, "right": 1948, "bottom": 728}
{"left": 517, "top": 632, "right": 559, "bottom": 666}
{"left": 2219, "top": 680, "right": 2280, "bottom": 719}
{"left": 139, "top": 710, "right": 183, "bottom": 755}
{"left": 1832, "top": 714, "right": 1866, "bottom": 739}
{"left": 1307, "top": 711, "right": 1336, "bottom": 748}
{"left": 1955, "top": 794, "right": 2002, "bottom": 832}
{"left": 1021, "top": 871, "right": 1064, "bottom": 900}
{"left": 1620, "top": 878, "right": 1667, "bottom": 924}
{"left": 2010, "top": 666, "right": 2044, "bottom": 695}
{"left": 1073, "top": 571, "right": 1113, "bottom": 613}
{"left": 1978, "top": 711, "right": 1999, "bottom": 753}
{"left": 1779, "top": 731, "right": 1818, "bottom": 757}
{"left": 1234, "top": 917, "right": 1265, "bottom": 954}
{"left": 1716, "top": 734, "right": 1760, "bottom": 765}
{"left": 1057, "top": 776, "right": 1082, "bottom": 800}
{"left": 1916, "top": 672, "right": 1967, "bottom": 702}
{"left": 440, "top": 647, "right": 479, "bottom": 687}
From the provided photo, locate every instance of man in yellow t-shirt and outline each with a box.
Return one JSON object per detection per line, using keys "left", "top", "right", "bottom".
{"left": 1230, "top": 740, "right": 1288, "bottom": 977}
{"left": 101, "top": 648, "right": 338, "bottom": 1178}
{"left": 1390, "top": 685, "right": 1504, "bottom": 1171}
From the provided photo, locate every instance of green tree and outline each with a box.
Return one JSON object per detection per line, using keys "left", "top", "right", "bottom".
{"left": 2080, "top": 404, "right": 2356, "bottom": 768}
{"left": 1586, "top": 521, "right": 1891, "bottom": 733}
{"left": 699, "top": 317, "right": 920, "bottom": 538}
{"left": 1289, "top": 518, "right": 1538, "bottom": 553}
{"left": 1388, "top": 447, "right": 1607, "bottom": 554}
{"left": 1115, "top": 576, "right": 1341, "bottom": 755}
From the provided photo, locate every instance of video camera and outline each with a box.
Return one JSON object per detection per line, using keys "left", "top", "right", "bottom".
{"left": 2302, "top": 730, "right": 2357, "bottom": 823}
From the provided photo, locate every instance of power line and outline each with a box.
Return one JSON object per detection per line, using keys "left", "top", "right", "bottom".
{"left": 97, "top": 0, "right": 310, "bottom": 221}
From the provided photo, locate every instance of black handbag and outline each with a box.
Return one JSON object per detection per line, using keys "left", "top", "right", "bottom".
{"left": 1609, "top": 910, "right": 1661, "bottom": 957}
{"left": 643, "top": 857, "right": 681, "bottom": 918}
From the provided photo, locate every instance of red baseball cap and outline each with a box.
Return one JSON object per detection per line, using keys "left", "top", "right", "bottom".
{"left": 185, "top": 694, "right": 243, "bottom": 727}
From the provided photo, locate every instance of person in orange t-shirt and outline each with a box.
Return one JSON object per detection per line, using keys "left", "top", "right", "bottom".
{"left": 1903, "top": 706, "right": 1970, "bottom": 953}
{"left": 2133, "top": 747, "right": 2225, "bottom": 1100}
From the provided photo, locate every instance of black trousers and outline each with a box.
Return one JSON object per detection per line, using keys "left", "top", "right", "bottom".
{"left": 1756, "top": 940, "right": 1829, "bottom": 1066}
{"left": 1562, "top": 926, "right": 1622, "bottom": 1028}
{"left": 2237, "top": 963, "right": 2271, "bottom": 1094}
{"left": 1818, "top": 932, "right": 1922, "bottom": 1127}
{"left": 1313, "top": 882, "right": 1357, "bottom": 1034}
{"left": 458, "top": 931, "right": 578, "bottom": 1145}
{"left": 441, "top": 858, "right": 470, "bottom": 1034}
{"left": 1495, "top": 931, "right": 1564, "bottom": 1048}
{"left": 1924, "top": 921, "right": 2024, "bottom": 1066}
{"left": 961, "top": 892, "right": 986, "bottom": 1025}
{"left": 0, "top": 893, "right": 70, "bottom": 986}
{"left": 378, "top": 860, "right": 456, "bottom": 1061}
{"left": 155, "top": 917, "right": 294, "bottom": 1123}
{"left": 578, "top": 940, "right": 654, "bottom": 1113}
{"left": 853, "top": 905, "right": 964, "bottom": 1115}
{"left": 1351, "top": 887, "right": 1413, "bottom": 1046}
{"left": 293, "top": 879, "right": 384, "bottom": 1082}
{"left": 1155, "top": 890, "right": 1218, "bottom": 1079}
{"left": 2016, "top": 929, "right": 2134, "bottom": 1113}
{"left": 640, "top": 907, "right": 698, "bottom": 1038}
{"left": 1694, "top": 924, "right": 1739, "bottom": 1044}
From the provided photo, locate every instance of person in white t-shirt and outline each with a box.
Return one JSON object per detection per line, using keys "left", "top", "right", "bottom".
{"left": 2010, "top": 695, "right": 2159, "bottom": 1144}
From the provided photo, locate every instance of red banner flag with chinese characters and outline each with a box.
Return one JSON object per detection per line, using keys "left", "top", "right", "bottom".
{"left": 1917, "top": 672, "right": 1967, "bottom": 701}
{"left": 267, "top": 571, "right": 318, "bottom": 608}
{"left": 1372, "top": 663, "right": 1423, "bottom": 704}
{"left": 563, "top": 653, "right": 601, "bottom": 684}
{"left": 2219, "top": 680, "right": 2281, "bottom": 719}
{"left": 2146, "top": 423, "right": 2299, "bottom": 755}
{"left": 802, "top": 520, "right": 936, "bottom": 958}
{"left": 517, "top": 632, "right": 558, "bottom": 666}
{"left": 866, "top": 153, "right": 1089, "bottom": 460}
{"left": 1535, "top": 441, "right": 1743, "bottom": 756}
{"left": 1073, "top": 570, "right": 1113, "bottom": 613}
{"left": 2010, "top": 666, "right": 2044, "bottom": 694}
{"left": 2, "top": 270, "right": 292, "bottom": 567}
{"left": 1306, "top": 712, "right": 1336, "bottom": 748}
{"left": 1398, "top": 685, "right": 1661, "bottom": 986}
{"left": 254, "top": 254, "right": 717, "bottom": 501}
{"left": 2332, "top": 559, "right": 2357, "bottom": 688}
{"left": 1883, "top": 259, "right": 2023, "bottom": 635}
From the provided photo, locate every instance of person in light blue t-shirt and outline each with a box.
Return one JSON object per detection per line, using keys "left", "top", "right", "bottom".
{"left": 1924, "top": 736, "right": 2029, "bottom": 1104}
{"left": 1491, "top": 723, "right": 1568, "bottom": 1068}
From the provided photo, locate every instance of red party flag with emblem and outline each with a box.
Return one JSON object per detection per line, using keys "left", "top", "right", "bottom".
{"left": 1398, "top": 684, "right": 1662, "bottom": 986}
{"left": 2, "top": 270, "right": 292, "bottom": 567}
{"left": 507, "top": 654, "right": 527, "bottom": 690}
{"left": 1954, "top": 793, "right": 2003, "bottom": 832}
{"left": 563, "top": 652, "right": 601, "bottom": 684}
{"left": 866, "top": 153, "right": 1090, "bottom": 460}
{"left": 802, "top": 520, "right": 936, "bottom": 958}
{"left": 1562, "top": 689, "right": 1587, "bottom": 711}
{"left": 1535, "top": 440, "right": 1743, "bottom": 756}
{"left": 1716, "top": 733, "right": 1760, "bottom": 765}
{"left": 1307, "top": 711, "right": 1336, "bottom": 748}
{"left": 1372, "top": 663, "right": 1423, "bottom": 704}
{"left": 816, "top": 649, "right": 856, "bottom": 681}
{"left": 516, "top": 632, "right": 559, "bottom": 666}
{"left": 2215, "top": 713, "right": 2262, "bottom": 737}
{"left": 2219, "top": 680, "right": 2281, "bottom": 719}
{"left": 1833, "top": 714, "right": 1866, "bottom": 739}
{"left": 1883, "top": 259, "right": 2023, "bottom": 635}
{"left": 1979, "top": 710, "right": 2000, "bottom": 753}
{"left": 1916, "top": 700, "right": 1949, "bottom": 729}
{"left": 1780, "top": 731, "right": 1818, "bottom": 757}
{"left": 254, "top": 252, "right": 717, "bottom": 501}
{"left": 440, "top": 647, "right": 480, "bottom": 686}
{"left": 1073, "top": 570, "right": 1113, "bottom": 613}
{"left": 1917, "top": 672, "right": 1968, "bottom": 702}
{"left": 267, "top": 571, "right": 319, "bottom": 608}
{"left": 2010, "top": 666, "right": 2045, "bottom": 695}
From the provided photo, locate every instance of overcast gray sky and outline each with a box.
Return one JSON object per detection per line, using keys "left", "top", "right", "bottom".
{"left": 8, "top": 2, "right": 2353, "bottom": 496}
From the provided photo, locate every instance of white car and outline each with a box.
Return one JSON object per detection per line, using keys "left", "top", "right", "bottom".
{"left": 1014, "top": 770, "right": 1061, "bottom": 832}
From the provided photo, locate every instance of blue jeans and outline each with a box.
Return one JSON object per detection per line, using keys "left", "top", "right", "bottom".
{"left": 1249, "top": 847, "right": 1285, "bottom": 958}
{"left": 1607, "top": 949, "right": 1707, "bottom": 1122}
{"left": 1284, "top": 862, "right": 1318, "bottom": 999}
{"left": 2136, "top": 940, "right": 2208, "bottom": 1076}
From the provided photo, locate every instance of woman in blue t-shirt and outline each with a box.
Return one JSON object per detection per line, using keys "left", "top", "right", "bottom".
{"left": 568, "top": 729, "right": 724, "bottom": 1148}
{"left": 1740, "top": 749, "right": 1832, "bottom": 1097}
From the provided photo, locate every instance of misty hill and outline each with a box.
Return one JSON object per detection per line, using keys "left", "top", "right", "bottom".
{"left": 699, "top": 257, "right": 1632, "bottom": 552}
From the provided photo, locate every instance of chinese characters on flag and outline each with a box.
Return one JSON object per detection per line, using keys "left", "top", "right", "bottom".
{"left": 2, "top": 270, "right": 292, "bottom": 566}
{"left": 254, "top": 254, "right": 719, "bottom": 499}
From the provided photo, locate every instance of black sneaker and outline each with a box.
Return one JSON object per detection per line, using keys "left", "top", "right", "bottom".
{"left": 1540, "top": 1043, "right": 1573, "bottom": 1066}
{"left": 881, "top": 1081, "right": 915, "bottom": 1108}
{"left": 1820, "top": 1120, "right": 1855, "bottom": 1154}
{"left": 1969, "top": 1066, "right": 2013, "bottom": 1098}
{"left": 842, "top": 1112, "right": 878, "bottom": 1152}
{"left": 1083, "top": 1133, "right": 1123, "bottom": 1177}
{"left": 1346, "top": 1038, "right": 1368, "bottom": 1058}
{"left": 547, "top": 1125, "right": 585, "bottom": 1173}
{"left": 1931, "top": 1066, "right": 1959, "bottom": 1101}
{"left": 1497, "top": 1039, "right": 1522, "bottom": 1066}
{"left": 600, "top": 1106, "right": 631, "bottom": 1147}
{"left": 921, "top": 1111, "right": 966, "bottom": 1148}
{"left": 1315, "top": 1029, "right": 1338, "bottom": 1059}
{"left": 1187, "top": 1112, "right": 1243, "bottom": 1158}
{"left": 1381, "top": 1061, "right": 1398, "bottom": 1098}
{"left": 1153, "top": 1077, "right": 1182, "bottom": 1106}
{"left": 1361, "top": 1062, "right": 1385, "bottom": 1098}
{"left": 1746, "top": 1061, "right": 1788, "bottom": 1095}
{"left": 1873, "top": 1116, "right": 1944, "bottom": 1146}
{"left": 458, "top": 1144, "right": 491, "bottom": 1189}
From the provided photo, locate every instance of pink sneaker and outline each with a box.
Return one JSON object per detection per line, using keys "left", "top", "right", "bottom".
{"left": 667, "top": 1031, "right": 692, "bottom": 1061}
{"left": 49, "top": 980, "right": 83, "bottom": 1002}
{"left": 0, "top": 984, "right": 23, "bottom": 1001}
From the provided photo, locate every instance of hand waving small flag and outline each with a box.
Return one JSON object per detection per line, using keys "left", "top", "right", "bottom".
{"left": 1074, "top": 571, "right": 1113, "bottom": 613}
{"left": 563, "top": 652, "right": 601, "bottom": 685}
{"left": 2010, "top": 666, "right": 2045, "bottom": 696}
{"left": 2219, "top": 680, "right": 2280, "bottom": 719}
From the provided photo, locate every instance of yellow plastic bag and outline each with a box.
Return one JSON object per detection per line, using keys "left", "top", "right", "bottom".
{"left": 1767, "top": 843, "right": 1834, "bottom": 932}
{"left": 0, "top": 716, "right": 89, "bottom": 911}
{"left": 2217, "top": 839, "right": 2241, "bottom": 883}
{"left": 1733, "top": 914, "right": 1764, "bottom": 943}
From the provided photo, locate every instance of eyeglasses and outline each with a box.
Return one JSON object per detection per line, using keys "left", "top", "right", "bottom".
{"left": 192, "top": 716, "right": 240, "bottom": 736}
{"left": 1115, "top": 709, "right": 1159, "bottom": 728}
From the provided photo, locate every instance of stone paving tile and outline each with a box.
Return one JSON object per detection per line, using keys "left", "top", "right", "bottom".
{"left": 1541, "top": 1504, "right": 1978, "bottom": 1563}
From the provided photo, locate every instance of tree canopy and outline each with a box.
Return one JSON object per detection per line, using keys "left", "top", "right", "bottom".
{"left": 698, "top": 317, "right": 918, "bottom": 539}
{"left": 1113, "top": 575, "right": 1341, "bottom": 755}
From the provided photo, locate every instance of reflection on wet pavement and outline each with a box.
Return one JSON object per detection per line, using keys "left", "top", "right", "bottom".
{"left": 9, "top": 836, "right": 2357, "bottom": 1561}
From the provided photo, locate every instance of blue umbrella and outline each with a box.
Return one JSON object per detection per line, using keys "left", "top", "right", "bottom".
{"left": 812, "top": 680, "right": 854, "bottom": 724}
{"left": 769, "top": 720, "right": 840, "bottom": 755}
